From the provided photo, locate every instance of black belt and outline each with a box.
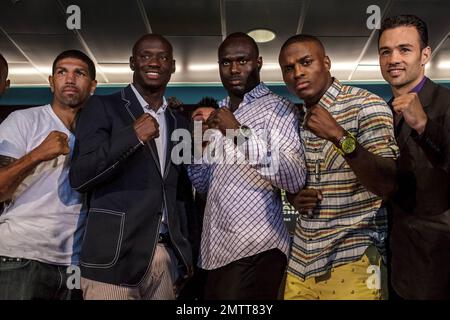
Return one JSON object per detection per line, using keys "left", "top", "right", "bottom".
{"left": 158, "top": 233, "right": 171, "bottom": 244}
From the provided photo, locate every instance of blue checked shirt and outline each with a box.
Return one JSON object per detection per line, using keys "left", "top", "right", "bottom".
{"left": 188, "top": 82, "right": 307, "bottom": 270}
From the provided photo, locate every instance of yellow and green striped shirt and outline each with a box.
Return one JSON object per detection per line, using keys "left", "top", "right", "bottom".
{"left": 288, "top": 79, "right": 399, "bottom": 280}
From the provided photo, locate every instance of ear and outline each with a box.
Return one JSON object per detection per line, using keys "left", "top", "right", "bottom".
{"left": 171, "top": 59, "right": 176, "bottom": 74}
{"left": 324, "top": 55, "right": 331, "bottom": 71}
{"left": 129, "top": 56, "right": 135, "bottom": 71}
{"left": 48, "top": 75, "right": 54, "bottom": 93}
{"left": 421, "top": 46, "right": 431, "bottom": 66}
{"left": 5, "top": 79, "right": 10, "bottom": 91}
{"left": 257, "top": 56, "right": 263, "bottom": 71}
{"left": 90, "top": 80, "right": 98, "bottom": 95}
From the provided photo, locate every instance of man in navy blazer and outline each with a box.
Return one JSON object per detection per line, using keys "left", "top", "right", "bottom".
{"left": 70, "top": 34, "right": 193, "bottom": 300}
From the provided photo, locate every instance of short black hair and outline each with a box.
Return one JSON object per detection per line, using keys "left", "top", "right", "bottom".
{"left": 219, "top": 32, "right": 259, "bottom": 58}
{"left": 279, "top": 34, "right": 325, "bottom": 58}
{"left": 52, "top": 50, "right": 96, "bottom": 80}
{"left": 0, "top": 53, "right": 8, "bottom": 77}
{"left": 378, "top": 15, "right": 429, "bottom": 50}
{"left": 196, "top": 96, "right": 219, "bottom": 109}
{"left": 132, "top": 34, "right": 173, "bottom": 57}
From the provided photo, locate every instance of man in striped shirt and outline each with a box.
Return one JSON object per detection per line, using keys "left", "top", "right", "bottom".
{"left": 188, "top": 33, "right": 306, "bottom": 299}
{"left": 279, "top": 34, "right": 399, "bottom": 300}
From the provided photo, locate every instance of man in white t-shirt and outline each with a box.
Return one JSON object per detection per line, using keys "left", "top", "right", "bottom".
{"left": 0, "top": 50, "right": 97, "bottom": 299}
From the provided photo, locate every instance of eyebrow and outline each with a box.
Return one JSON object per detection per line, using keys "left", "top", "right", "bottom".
{"left": 298, "top": 54, "right": 313, "bottom": 61}
{"left": 281, "top": 54, "right": 312, "bottom": 66}
{"left": 139, "top": 49, "right": 170, "bottom": 55}
{"left": 379, "top": 43, "right": 414, "bottom": 51}
{"left": 220, "top": 54, "right": 251, "bottom": 61}
{"left": 55, "top": 66, "right": 88, "bottom": 73}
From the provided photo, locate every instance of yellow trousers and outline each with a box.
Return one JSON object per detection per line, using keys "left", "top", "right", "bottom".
{"left": 284, "top": 246, "right": 388, "bottom": 300}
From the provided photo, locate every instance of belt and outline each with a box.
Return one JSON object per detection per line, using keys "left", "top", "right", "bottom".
{"left": 0, "top": 256, "right": 24, "bottom": 262}
{"left": 158, "top": 233, "right": 171, "bottom": 244}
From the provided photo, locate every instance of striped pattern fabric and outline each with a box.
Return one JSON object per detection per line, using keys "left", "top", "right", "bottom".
{"left": 81, "top": 244, "right": 178, "bottom": 300}
{"left": 188, "top": 82, "right": 306, "bottom": 270}
{"left": 287, "top": 79, "right": 399, "bottom": 280}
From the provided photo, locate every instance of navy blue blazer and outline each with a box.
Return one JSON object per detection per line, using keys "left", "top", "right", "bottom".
{"left": 70, "top": 85, "right": 193, "bottom": 286}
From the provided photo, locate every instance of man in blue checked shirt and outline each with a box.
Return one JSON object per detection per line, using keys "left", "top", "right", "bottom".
{"left": 187, "top": 32, "right": 306, "bottom": 300}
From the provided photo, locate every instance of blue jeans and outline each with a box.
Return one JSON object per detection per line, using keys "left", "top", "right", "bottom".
{"left": 0, "top": 256, "right": 81, "bottom": 300}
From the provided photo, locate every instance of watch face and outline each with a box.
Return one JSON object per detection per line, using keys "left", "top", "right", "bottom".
{"left": 342, "top": 135, "right": 356, "bottom": 154}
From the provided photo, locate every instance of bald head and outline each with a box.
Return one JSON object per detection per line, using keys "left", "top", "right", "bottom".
{"left": 0, "top": 53, "right": 10, "bottom": 97}
{"left": 132, "top": 34, "right": 173, "bottom": 57}
{"left": 219, "top": 32, "right": 259, "bottom": 58}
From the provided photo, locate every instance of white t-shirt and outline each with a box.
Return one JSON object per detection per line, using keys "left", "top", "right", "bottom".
{"left": 0, "top": 104, "right": 86, "bottom": 266}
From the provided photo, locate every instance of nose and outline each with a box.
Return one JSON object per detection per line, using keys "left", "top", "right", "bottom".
{"left": 65, "top": 71, "right": 76, "bottom": 84}
{"left": 230, "top": 61, "right": 240, "bottom": 75}
{"left": 387, "top": 49, "right": 401, "bottom": 66}
{"left": 147, "top": 56, "right": 161, "bottom": 68}
{"left": 294, "top": 64, "right": 305, "bottom": 79}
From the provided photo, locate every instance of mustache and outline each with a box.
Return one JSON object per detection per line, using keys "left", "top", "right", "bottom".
{"left": 62, "top": 85, "right": 78, "bottom": 90}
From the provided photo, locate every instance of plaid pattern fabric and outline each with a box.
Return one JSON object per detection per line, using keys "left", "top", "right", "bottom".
{"left": 188, "top": 82, "right": 306, "bottom": 270}
{"left": 287, "top": 79, "right": 399, "bottom": 280}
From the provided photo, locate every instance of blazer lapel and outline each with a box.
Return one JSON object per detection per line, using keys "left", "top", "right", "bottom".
{"left": 397, "top": 119, "right": 412, "bottom": 152}
{"left": 163, "top": 108, "right": 177, "bottom": 179}
{"left": 121, "top": 85, "right": 162, "bottom": 176}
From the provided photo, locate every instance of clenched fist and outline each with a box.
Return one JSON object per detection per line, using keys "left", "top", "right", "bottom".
{"left": 32, "top": 131, "right": 70, "bottom": 162}
{"left": 391, "top": 92, "right": 427, "bottom": 134}
{"left": 133, "top": 113, "right": 159, "bottom": 143}
{"left": 304, "top": 105, "right": 345, "bottom": 144}
{"left": 206, "top": 108, "right": 240, "bottom": 135}
{"left": 286, "top": 188, "right": 323, "bottom": 216}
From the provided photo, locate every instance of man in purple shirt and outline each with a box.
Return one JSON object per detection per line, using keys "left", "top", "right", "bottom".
{"left": 379, "top": 14, "right": 450, "bottom": 299}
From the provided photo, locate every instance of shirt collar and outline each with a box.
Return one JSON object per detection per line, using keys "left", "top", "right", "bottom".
{"left": 387, "top": 76, "right": 428, "bottom": 106}
{"left": 316, "top": 77, "right": 342, "bottom": 110}
{"left": 130, "top": 83, "right": 167, "bottom": 114}
{"left": 410, "top": 76, "right": 427, "bottom": 93}
{"left": 219, "top": 82, "right": 270, "bottom": 108}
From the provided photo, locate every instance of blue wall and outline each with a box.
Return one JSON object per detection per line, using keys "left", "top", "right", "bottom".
{"left": 1, "top": 81, "right": 449, "bottom": 106}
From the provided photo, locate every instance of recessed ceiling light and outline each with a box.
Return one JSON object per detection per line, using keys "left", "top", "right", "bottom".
{"left": 247, "top": 29, "right": 276, "bottom": 43}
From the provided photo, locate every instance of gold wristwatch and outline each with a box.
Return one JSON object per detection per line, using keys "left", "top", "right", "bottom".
{"left": 333, "top": 131, "right": 357, "bottom": 156}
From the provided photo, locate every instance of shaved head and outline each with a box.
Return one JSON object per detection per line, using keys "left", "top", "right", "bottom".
{"left": 219, "top": 32, "right": 259, "bottom": 59}
{"left": 132, "top": 34, "right": 173, "bottom": 57}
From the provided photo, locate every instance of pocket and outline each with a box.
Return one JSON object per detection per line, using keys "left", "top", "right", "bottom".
{"left": 0, "top": 257, "right": 31, "bottom": 271}
{"left": 80, "top": 208, "right": 125, "bottom": 268}
{"left": 323, "top": 143, "right": 348, "bottom": 171}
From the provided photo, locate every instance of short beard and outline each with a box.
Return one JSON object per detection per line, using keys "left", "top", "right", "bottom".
{"left": 61, "top": 95, "right": 83, "bottom": 109}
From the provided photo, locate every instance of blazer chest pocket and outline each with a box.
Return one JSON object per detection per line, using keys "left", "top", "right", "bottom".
{"left": 80, "top": 208, "right": 125, "bottom": 268}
